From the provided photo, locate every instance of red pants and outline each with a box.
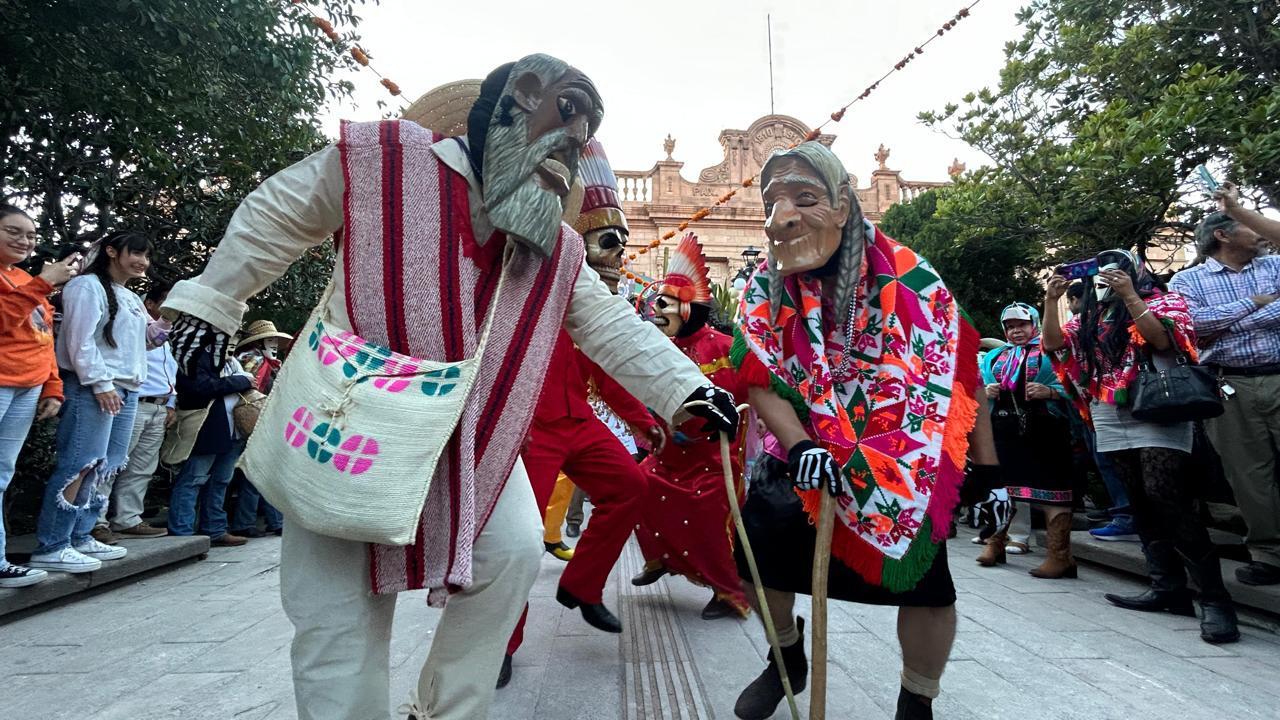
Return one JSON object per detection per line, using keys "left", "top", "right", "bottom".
{"left": 507, "top": 416, "right": 648, "bottom": 655}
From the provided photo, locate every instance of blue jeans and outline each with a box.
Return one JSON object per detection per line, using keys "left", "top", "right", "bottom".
{"left": 1, "top": 386, "right": 41, "bottom": 568}
{"left": 1085, "top": 427, "right": 1132, "bottom": 522}
{"left": 34, "top": 380, "right": 138, "bottom": 555}
{"left": 232, "top": 472, "right": 283, "bottom": 532}
{"left": 169, "top": 442, "right": 245, "bottom": 538}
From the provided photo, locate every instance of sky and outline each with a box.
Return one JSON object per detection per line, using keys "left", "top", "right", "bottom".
{"left": 318, "top": 0, "right": 1026, "bottom": 185}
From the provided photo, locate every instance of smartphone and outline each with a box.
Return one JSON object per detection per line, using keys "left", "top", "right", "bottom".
{"left": 1055, "top": 258, "right": 1098, "bottom": 280}
{"left": 1194, "top": 164, "right": 1220, "bottom": 193}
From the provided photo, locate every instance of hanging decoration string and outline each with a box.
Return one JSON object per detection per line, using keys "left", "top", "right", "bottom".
{"left": 620, "top": 1, "right": 982, "bottom": 282}
{"left": 289, "top": 0, "right": 406, "bottom": 102}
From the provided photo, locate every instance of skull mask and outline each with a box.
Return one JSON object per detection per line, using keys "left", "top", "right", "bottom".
{"left": 584, "top": 226, "right": 627, "bottom": 293}
{"left": 572, "top": 138, "right": 630, "bottom": 294}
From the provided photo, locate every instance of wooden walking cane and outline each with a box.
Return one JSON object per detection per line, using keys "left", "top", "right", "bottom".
{"left": 700, "top": 401, "right": 801, "bottom": 720}
{"left": 809, "top": 490, "right": 836, "bottom": 720}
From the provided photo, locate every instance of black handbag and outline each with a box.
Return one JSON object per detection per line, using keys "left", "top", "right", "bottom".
{"left": 1130, "top": 340, "right": 1224, "bottom": 423}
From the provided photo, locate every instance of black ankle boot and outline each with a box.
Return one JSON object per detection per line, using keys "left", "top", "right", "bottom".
{"left": 1180, "top": 550, "right": 1240, "bottom": 644}
{"left": 1104, "top": 589, "right": 1196, "bottom": 616}
{"left": 734, "top": 618, "right": 807, "bottom": 720}
{"left": 556, "top": 586, "right": 622, "bottom": 633}
{"left": 1107, "top": 540, "right": 1196, "bottom": 616}
{"left": 895, "top": 686, "right": 934, "bottom": 720}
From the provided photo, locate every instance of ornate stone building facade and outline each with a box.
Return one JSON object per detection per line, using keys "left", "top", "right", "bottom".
{"left": 617, "top": 114, "right": 960, "bottom": 285}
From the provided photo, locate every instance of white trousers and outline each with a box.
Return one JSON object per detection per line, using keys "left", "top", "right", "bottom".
{"left": 280, "top": 457, "right": 543, "bottom": 720}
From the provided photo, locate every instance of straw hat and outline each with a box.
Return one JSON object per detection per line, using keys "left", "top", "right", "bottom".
{"left": 238, "top": 320, "right": 292, "bottom": 349}
{"left": 400, "top": 78, "right": 584, "bottom": 226}
{"left": 403, "top": 79, "right": 482, "bottom": 138}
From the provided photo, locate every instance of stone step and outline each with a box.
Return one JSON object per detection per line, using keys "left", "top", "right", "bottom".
{"left": 0, "top": 534, "right": 210, "bottom": 618}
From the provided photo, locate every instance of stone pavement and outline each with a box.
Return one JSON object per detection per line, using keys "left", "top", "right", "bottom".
{"left": 3, "top": 529, "right": 1279, "bottom": 720}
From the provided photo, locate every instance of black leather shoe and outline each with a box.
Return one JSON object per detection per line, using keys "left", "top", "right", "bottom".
{"left": 734, "top": 618, "right": 806, "bottom": 719}
{"left": 1199, "top": 601, "right": 1241, "bottom": 644}
{"left": 1104, "top": 589, "right": 1196, "bottom": 617}
{"left": 556, "top": 586, "right": 622, "bottom": 633}
{"left": 895, "top": 686, "right": 934, "bottom": 720}
{"left": 230, "top": 527, "right": 265, "bottom": 539}
{"left": 701, "top": 596, "right": 736, "bottom": 620}
{"left": 496, "top": 653, "right": 513, "bottom": 688}
{"left": 1236, "top": 561, "right": 1280, "bottom": 586}
{"left": 565, "top": 523, "right": 581, "bottom": 538}
{"left": 631, "top": 566, "right": 668, "bottom": 586}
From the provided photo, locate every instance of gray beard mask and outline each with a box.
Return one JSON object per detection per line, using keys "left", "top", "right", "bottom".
{"left": 482, "top": 117, "right": 579, "bottom": 257}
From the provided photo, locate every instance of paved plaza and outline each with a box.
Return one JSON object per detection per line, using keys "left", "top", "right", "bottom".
{"left": 3, "top": 529, "right": 1279, "bottom": 720}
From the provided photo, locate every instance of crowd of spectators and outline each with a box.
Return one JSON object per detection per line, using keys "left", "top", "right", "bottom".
{"left": 0, "top": 205, "right": 285, "bottom": 589}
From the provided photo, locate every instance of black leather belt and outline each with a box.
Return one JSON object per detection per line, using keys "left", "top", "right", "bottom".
{"left": 1215, "top": 363, "right": 1280, "bottom": 378}
{"left": 139, "top": 396, "right": 170, "bottom": 405}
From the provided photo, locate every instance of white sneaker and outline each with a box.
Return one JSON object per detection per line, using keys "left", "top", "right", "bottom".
{"left": 73, "top": 537, "right": 128, "bottom": 561}
{"left": 0, "top": 563, "right": 49, "bottom": 587}
{"left": 27, "top": 546, "right": 103, "bottom": 573}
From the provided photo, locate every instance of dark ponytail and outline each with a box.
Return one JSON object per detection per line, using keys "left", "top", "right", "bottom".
{"left": 0, "top": 203, "right": 32, "bottom": 223}
{"left": 83, "top": 231, "right": 151, "bottom": 349}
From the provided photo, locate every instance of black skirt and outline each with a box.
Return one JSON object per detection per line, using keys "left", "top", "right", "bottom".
{"left": 733, "top": 455, "right": 956, "bottom": 608}
{"left": 990, "top": 393, "right": 1075, "bottom": 506}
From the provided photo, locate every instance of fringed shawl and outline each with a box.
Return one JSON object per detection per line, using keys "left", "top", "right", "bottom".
{"left": 732, "top": 222, "right": 978, "bottom": 592}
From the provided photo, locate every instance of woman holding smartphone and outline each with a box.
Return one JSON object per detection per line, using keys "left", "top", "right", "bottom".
{"left": 27, "top": 231, "right": 151, "bottom": 574}
{"left": 0, "top": 204, "right": 80, "bottom": 587}
{"left": 1042, "top": 249, "right": 1239, "bottom": 644}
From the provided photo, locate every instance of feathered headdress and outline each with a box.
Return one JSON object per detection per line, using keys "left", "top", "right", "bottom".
{"left": 572, "top": 137, "right": 628, "bottom": 236}
{"left": 659, "top": 232, "right": 711, "bottom": 320}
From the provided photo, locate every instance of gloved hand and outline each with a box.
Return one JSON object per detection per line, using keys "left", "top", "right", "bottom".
{"left": 787, "top": 440, "right": 844, "bottom": 496}
{"left": 682, "top": 385, "right": 740, "bottom": 437}
{"left": 171, "top": 313, "right": 230, "bottom": 375}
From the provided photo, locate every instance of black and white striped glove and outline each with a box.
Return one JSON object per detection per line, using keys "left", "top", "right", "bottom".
{"left": 787, "top": 440, "right": 845, "bottom": 496}
{"left": 171, "top": 314, "right": 230, "bottom": 375}
{"left": 682, "top": 385, "right": 740, "bottom": 437}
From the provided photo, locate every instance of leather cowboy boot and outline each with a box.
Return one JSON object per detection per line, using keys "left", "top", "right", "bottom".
{"left": 1029, "top": 513, "right": 1078, "bottom": 579}
{"left": 734, "top": 617, "right": 807, "bottom": 720}
{"left": 1180, "top": 549, "right": 1241, "bottom": 644}
{"left": 976, "top": 528, "right": 1008, "bottom": 567}
{"left": 1105, "top": 539, "right": 1195, "bottom": 616}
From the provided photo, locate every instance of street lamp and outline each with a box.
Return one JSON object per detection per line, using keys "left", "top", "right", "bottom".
{"left": 741, "top": 245, "right": 761, "bottom": 268}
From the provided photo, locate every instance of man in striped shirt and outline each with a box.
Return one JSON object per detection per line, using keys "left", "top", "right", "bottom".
{"left": 1170, "top": 185, "right": 1280, "bottom": 586}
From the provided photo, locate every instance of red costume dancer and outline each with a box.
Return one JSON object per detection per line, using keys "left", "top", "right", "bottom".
{"left": 500, "top": 138, "right": 662, "bottom": 688}
{"left": 632, "top": 234, "right": 752, "bottom": 620}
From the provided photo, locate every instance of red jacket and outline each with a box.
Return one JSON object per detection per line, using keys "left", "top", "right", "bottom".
{"left": 533, "top": 330, "right": 656, "bottom": 435}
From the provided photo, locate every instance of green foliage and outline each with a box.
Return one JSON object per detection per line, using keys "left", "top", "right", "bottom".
{"left": 880, "top": 189, "right": 1044, "bottom": 336}
{"left": 711, "top": 280, "right": 738, "bottom": 324}
{"left": 0, "top": 0, "right": 373, "bottom": 308}
{"left": 919, "top": 0, "right": 1279, "bottom": 271}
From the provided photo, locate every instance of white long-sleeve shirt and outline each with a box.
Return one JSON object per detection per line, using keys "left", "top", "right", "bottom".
{"left": 164, "top": 136, "right": 706, "bottom": 422}
{"left": 56, "top": 275, "right": 148, "bottom": 393}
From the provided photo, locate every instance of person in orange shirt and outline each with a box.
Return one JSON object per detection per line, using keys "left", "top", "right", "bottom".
{"left": 0, "top": 204, "right": 80, "bottom": 588}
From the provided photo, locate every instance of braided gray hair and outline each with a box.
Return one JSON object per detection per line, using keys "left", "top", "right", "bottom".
{"left": 759, "top": 142, "right": 867, "bottom": 324}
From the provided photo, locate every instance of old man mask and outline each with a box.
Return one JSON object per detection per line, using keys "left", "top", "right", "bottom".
{"left": 467, "top": 54, "right": 604, "bottom": 257}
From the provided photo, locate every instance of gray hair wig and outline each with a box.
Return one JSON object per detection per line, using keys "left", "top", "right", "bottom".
{"left": 759, "top": 141, "right": 867, "bottom": 323}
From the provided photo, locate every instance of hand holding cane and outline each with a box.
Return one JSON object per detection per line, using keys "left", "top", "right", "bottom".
{"left": 785, "top": 441, "right": 843, "bottom": 720}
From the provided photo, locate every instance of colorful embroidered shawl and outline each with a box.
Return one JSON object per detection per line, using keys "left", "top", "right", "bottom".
{"left": 1053, "top": 292, "right": 1198, "bottom": 417}
{"left": 731, "top": 222, "right": 979, "bottom": 592}
{"left": 338, "top": 119, "right": 584, "bottom": 605}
